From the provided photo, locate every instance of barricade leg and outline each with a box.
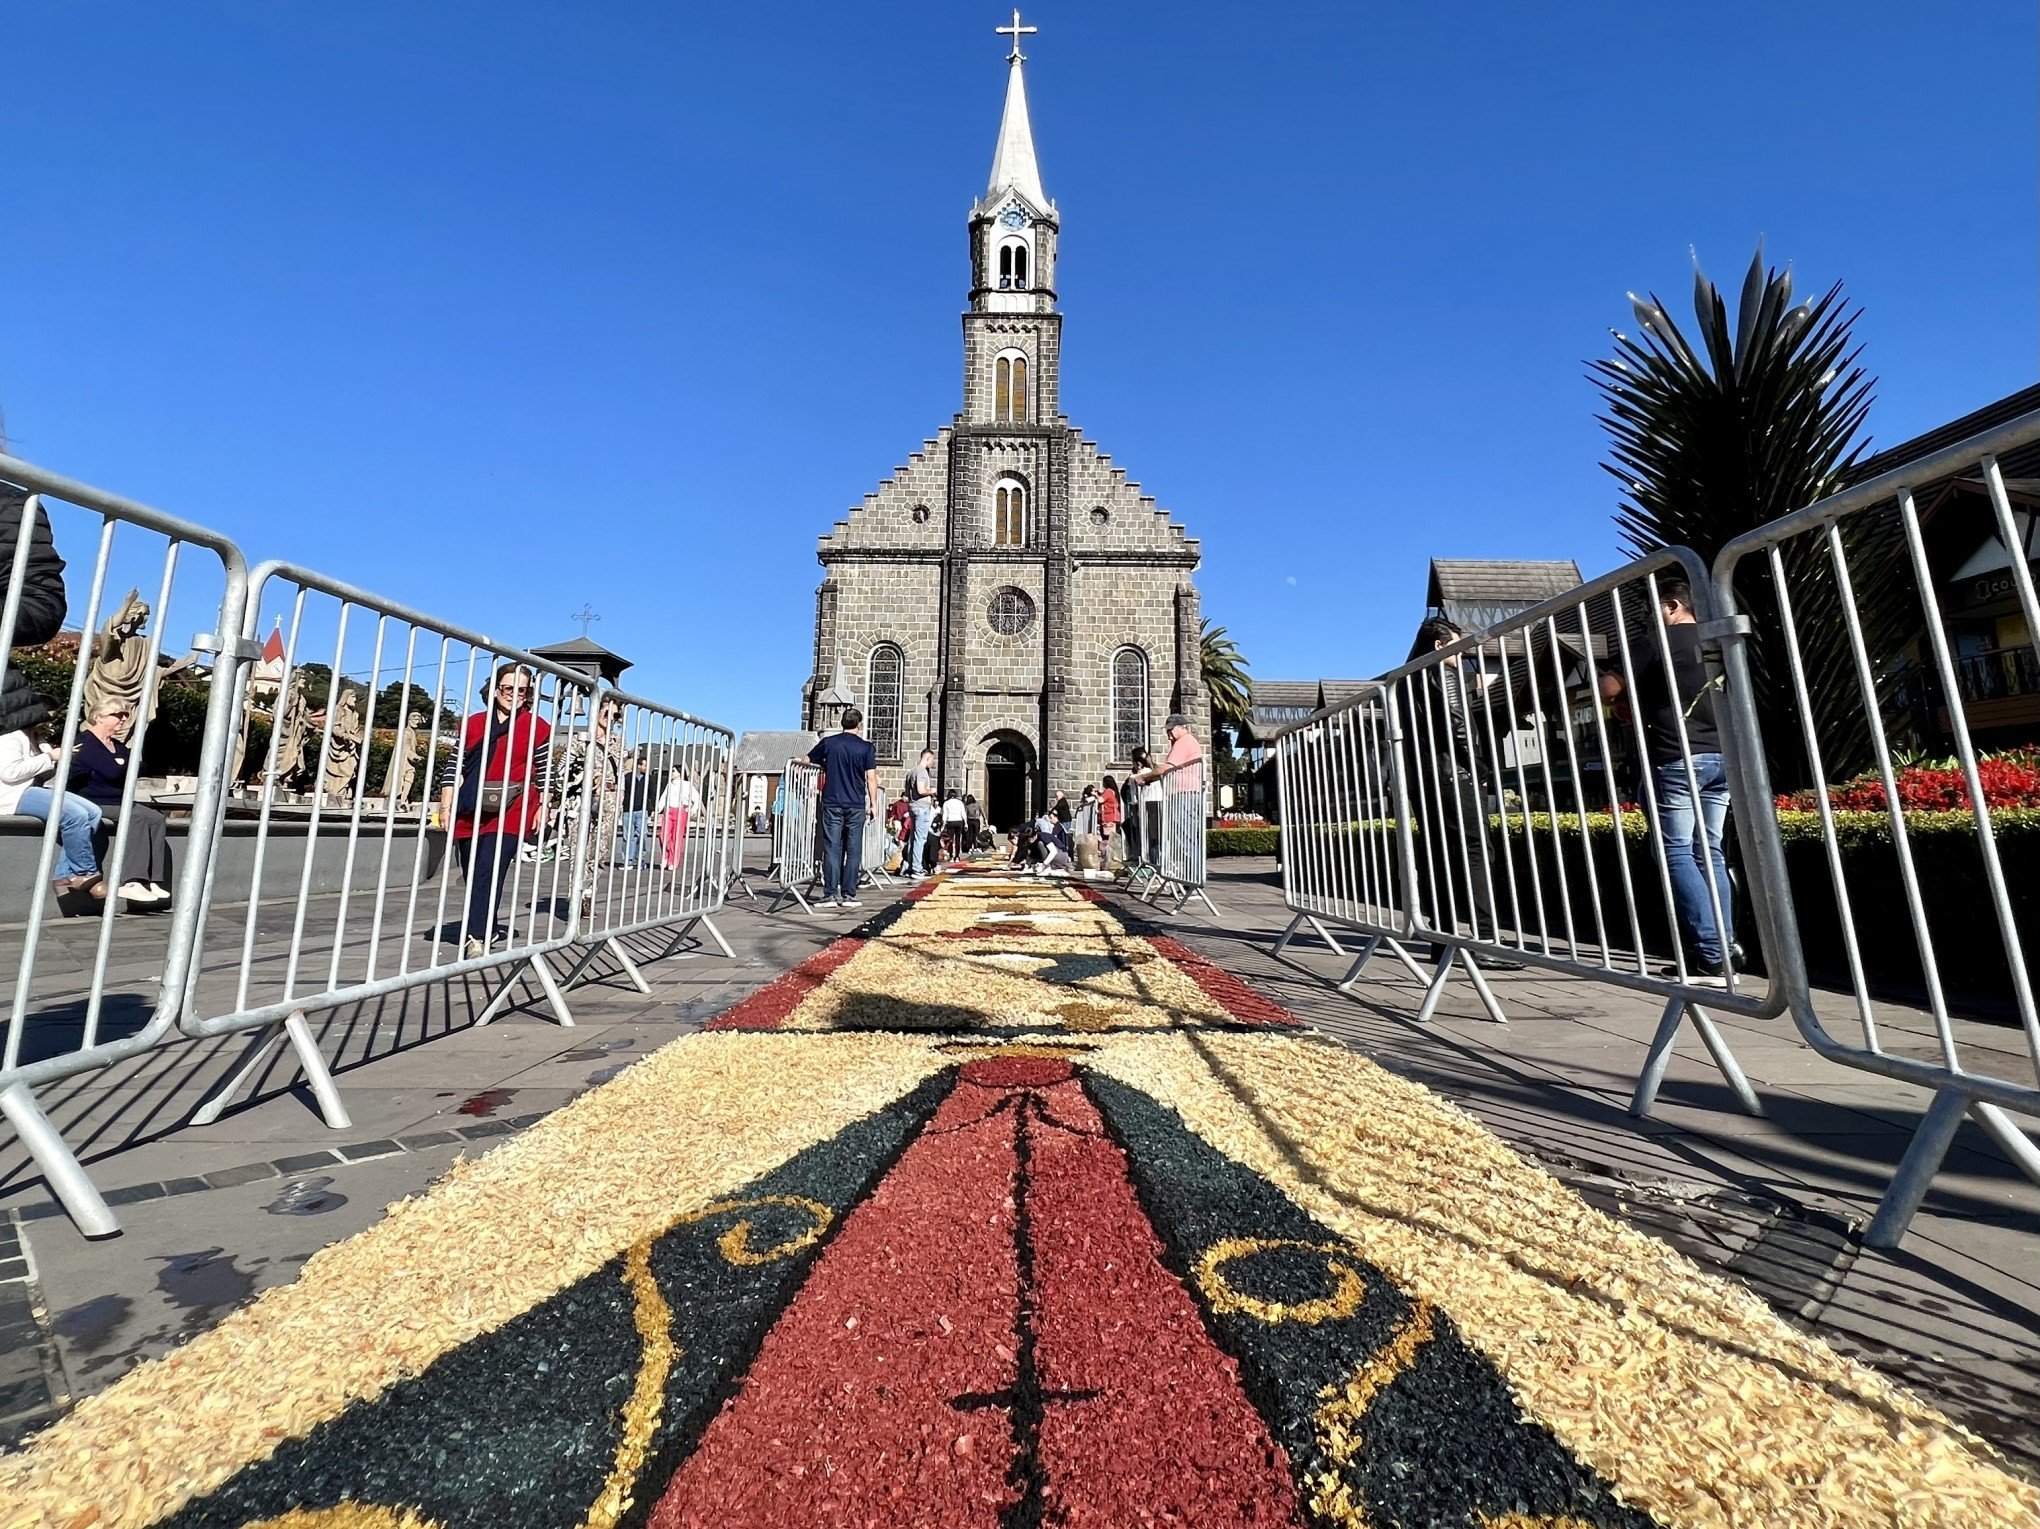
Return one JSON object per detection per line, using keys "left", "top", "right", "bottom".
{"left": 190, "top": 1010, "right": 353, "bottom": 1130}
{"left": 1334, "top": 934, "right": 1382, "bottom": 992}
{"left": 0, "top": 1081, "right": 120, "bottom": 1238}
{"left": 1631, "top": 998, "right": 1761, "bottom": 1120}
{"left": 1866, "top": 1088, "right": 1970, "bottom": 1250}
{"left": 1273, "top": 912, "right": 1349, "bottom": 959}
{"left": 1971, "top": 1103, "right": 2040, "bottom": 1185}
{"left": 601, "top": 936, "right": 654, "bottom": 995}
{"left": 1412, "top": 947, "right": 1506, "bottom": 1025}
{"left": 1458, "top": 951, "right": 1508, "bottom": 1026}
{"left": 696, "top": 915, "right": 736, "bottom": 961}
{"left": 475, "top": 953, "right": 576, "bottom": 1028}
{"left": 1413, "top": 950, "right": 1456, "bottom": 1025}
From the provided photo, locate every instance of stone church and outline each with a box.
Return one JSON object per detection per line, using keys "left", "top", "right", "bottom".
{"left": 802, "top": 21, "right": 1208, "bottom": 829}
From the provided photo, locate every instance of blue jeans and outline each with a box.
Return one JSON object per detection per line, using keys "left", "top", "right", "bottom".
{"left": 17, "top": 787, "right": 104, "bottom": 881}
{"left": 1653, "top": 754, "right": 1734, "bottom": 966}
{"left": 819, "top": 802, "right": 865, "bottom": 901}
{"left": 908, "top": 799, "right": 935, "bottom": 876}
{"left": 618, "top": 810, "right": 647, "bottom": 867}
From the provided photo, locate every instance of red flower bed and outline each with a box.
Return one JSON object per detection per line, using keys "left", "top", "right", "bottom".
{"left": 1775, "top": 750, "right": 2040, "bottom": 814}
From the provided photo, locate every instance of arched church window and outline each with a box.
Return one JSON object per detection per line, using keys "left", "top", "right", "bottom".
{"left": 998, "top": 244, "right": 1013, "bottom": 288}
{"left": 993, "top": 474, "right": 1030, "bottom": 546}
{"left": 994, "top": 351, "right": 1029, "bottom": 424}
{"left": 997, "top": 238, "right": 1030, "bottom": 291}
{"left": 865, "top": 643, "right": 904, "bottom": 763}
{"left": 1112, "top": 648, "right": 1148, "bottom": 763}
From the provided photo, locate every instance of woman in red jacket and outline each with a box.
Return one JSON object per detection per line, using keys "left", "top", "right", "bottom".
{"left": 1098, "top": 773, "right": 1123, "bottom": 863}
{"left": 437, "top": 662, "right": 551, "bottom": 959}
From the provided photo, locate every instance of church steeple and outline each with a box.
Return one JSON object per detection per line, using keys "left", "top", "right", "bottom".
{"left": 969, "top": 10, "right": 1058, "bottom": 317}
{"left": 985, "top": 16, "right": 1047, "bottom": 212}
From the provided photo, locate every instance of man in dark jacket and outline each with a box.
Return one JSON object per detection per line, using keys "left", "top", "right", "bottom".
{"left": 1, "top": 484, "right": 68, "bottom": 735}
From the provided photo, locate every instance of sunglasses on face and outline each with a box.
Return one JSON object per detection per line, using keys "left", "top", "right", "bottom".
{"left": 497, "top": 683, "right": 531, "bottom": 697}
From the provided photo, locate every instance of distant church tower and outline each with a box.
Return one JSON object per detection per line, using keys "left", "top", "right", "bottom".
{"left": 804, "top": 13, "right": 1207, "bottom": 828}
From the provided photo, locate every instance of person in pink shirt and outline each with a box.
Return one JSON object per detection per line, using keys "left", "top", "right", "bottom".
{"left": 1162, "top": 713, "right": 1204, "bottom": 790}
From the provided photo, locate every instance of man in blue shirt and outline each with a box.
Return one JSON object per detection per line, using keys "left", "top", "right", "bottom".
{"left": 807, "top": 708, "right": 880, "bottom": 909}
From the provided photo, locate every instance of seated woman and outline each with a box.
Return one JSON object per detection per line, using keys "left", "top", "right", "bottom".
{"left": 1, "top": 723, "right": 106, "bottom": 904}
{"left": 68, "top": 702, "right": 173, "bottom": 907}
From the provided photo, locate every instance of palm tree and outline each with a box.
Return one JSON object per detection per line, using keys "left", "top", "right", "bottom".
{"left": 1200, "top": 620, "right": 1251, "bottom": 735}
{"left": 1590, "top": 245, "right": 1890, "bottom": 786}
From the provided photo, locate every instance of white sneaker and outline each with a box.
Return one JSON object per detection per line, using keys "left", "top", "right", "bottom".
{"left": 837, "top": 898, "right": 863, "bottom": 910}
{"left": 462, "top": 938, "right": 486, "bottom": 960}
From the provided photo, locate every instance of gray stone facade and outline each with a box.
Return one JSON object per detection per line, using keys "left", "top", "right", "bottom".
{"left": 801, "top": 50, "right": 1206, "bottom": 824}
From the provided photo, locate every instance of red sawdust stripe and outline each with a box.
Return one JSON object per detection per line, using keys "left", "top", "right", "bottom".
{"left": 648, "top": 1059, "right": 1023, "bottom": 1526}
{"left": 1026, "top": 1068, "right": 1304, "bottom": 1526}
{"left": 648, "top": 1057, "right": 1301, "bottom": 1527}
{"left": 1144, "top": 933, "right": 1300, "bottom": 1029}
{"left": 705, "top": 936, "right": 865, "bottom": 1031}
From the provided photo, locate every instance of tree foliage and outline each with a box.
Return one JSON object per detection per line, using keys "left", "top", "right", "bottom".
{"left": 1199, "top": 619, "right": 1251, "bottom": 733}
{"left": 1590, "top": 246, "right": 1897, "bottom": 786}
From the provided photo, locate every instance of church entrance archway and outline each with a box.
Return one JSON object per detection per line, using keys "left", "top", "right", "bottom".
{"left": 982, "top": 732, "right": 1033, "bottom": 831}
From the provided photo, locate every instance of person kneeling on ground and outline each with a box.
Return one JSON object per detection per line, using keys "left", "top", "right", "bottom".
{"left": 69, "top": 702, "right": 173, "bottom": 907}
{"left": 1, "top": 723, "right": 106, "bottom": 905}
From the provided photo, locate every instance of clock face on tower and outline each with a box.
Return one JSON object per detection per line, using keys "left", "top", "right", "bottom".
{"left": 999, "top": 206, "right": 1028, "bottom": 230}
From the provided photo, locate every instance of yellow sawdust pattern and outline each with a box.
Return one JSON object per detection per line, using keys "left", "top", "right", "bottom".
{"left": 579, "top": 1238, "right": 674, "bottom": 1529}
{"left": 0, "top": 1035, "right": 943, "bottom": 1529}
{"left": 1082, "top": 1030, "right": 2040, "bottom": 1529}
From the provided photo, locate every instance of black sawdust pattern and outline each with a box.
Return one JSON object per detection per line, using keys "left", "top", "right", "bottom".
{"left": 157, "top": 1069, "right": 958, "bottom": 1529}
{"left": 1082, "top": 1071, "right": 1663, "bottom": 1529}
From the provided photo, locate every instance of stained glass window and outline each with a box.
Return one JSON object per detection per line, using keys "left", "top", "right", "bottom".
{"left": 988, "top": 588, "right": 1035, "bottom": 636}
{"left": 1113, "top": 648, "right": 1147, "bottom": 763}
{"left": 993, "top": 476, "right": 1028, "bottom": 546}
{"left": 866, "top": 644, "right": 904, "bottom": 762}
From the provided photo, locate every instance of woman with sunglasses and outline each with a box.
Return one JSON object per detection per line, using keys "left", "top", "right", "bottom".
{"left": 551, "top": 694, "right": 626, "bottom": 916}
{"left": 68, "top": 700, "right": 174, "bottom": 906}
{"left": 437, "top": 661, "right": 551, "bottom": 959}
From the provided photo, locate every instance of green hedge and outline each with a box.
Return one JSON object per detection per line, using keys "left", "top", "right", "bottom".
{"left": 1208, "top": 827, "right": 1279, "bottom": 856}
{"left": 1231, "top": 810, "right": 2040, "bottom": 1003}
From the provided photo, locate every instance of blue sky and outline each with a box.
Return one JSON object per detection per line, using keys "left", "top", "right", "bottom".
{"left": 3, "top": 2, "right": 2034, "bottom": 730}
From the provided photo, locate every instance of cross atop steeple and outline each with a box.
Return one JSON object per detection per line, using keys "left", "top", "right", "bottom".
{"left": 996, "top": 8, "right": 1036, "bottom": 63}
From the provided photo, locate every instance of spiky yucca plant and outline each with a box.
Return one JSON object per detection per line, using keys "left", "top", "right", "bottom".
{"left": 1200, "top": 619, "right": 1251, "bottom": 735}
{"left": 1591, "top": 247, "right": 1892, "bottom": 787}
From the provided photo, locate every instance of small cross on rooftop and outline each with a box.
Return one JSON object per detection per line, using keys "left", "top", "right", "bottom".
{"left": 996, "top": 8, "right": 1036, "bottom": 63}
{"left": 570, "top": 603, "right": 601, "bottom": 637}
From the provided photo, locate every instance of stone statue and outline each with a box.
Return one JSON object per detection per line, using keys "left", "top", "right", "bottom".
{"left": 268, "top": 681, "right": 313, "bottom": 793}
{"left": 82, "top": 590, "right": 157, "bottom": 740}
{"left": 317, "top": 689, "right": 365, "bottom": 801}
{"left": 381, "top": 713, "right": 421, "bottom": 805}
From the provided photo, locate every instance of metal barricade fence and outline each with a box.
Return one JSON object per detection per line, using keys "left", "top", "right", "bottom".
{"left": 1712, "top": 404, "right": 2040, "bottom": 1245}
{"left": 555, "top": 690, "right": 739, "bottom": 987}
{"left": 1, "top": 455, "right": 250, "bottom": 1237}
{"left": 1275, "top": 549, "right": 1779, "bottom": 1122}
{"left": 861, "top": 807, "right": 897, "bottom": 887}
{"left": 1133, "top": 758, "right": 1216, "bottom": 914}
{"left": 768, "top": 759, "right": 822, "bottom": 913}
{"left": 173, "top": 562, "right": 610, "bottom": 1130}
